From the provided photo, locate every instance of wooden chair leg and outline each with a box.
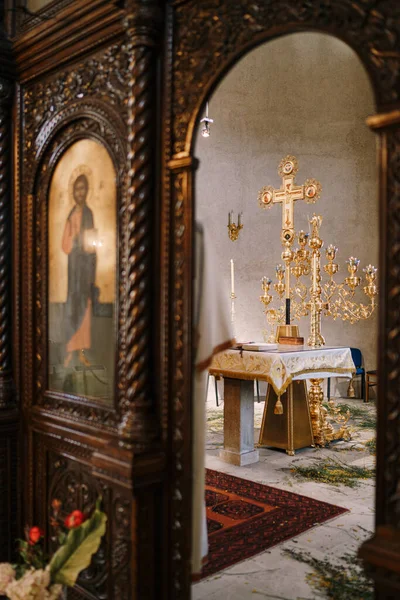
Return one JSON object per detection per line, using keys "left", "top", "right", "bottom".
{"left": 214, "top": 376, "right": 219, "bottom": 407}
{"left": 256, "top": 379, "right": 260, "bottom": 403}
{"left": 365, "top": 374, "right": 369, "bottom": 403}
{"left": 361, "top": 371, "right": 366, "bottom": 402}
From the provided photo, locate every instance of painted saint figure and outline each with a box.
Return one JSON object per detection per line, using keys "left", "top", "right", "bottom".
{"left": 62, "top": 173, "right": 96, "bottom": 367}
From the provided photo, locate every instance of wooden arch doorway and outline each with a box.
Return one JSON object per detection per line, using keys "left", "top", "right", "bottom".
{"left": 162, "top": 1, "right": 400, "bottom": 598}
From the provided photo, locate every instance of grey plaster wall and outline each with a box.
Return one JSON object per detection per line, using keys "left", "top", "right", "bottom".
{"left": 195, "top": 32, "right": 378, "bottom": 391}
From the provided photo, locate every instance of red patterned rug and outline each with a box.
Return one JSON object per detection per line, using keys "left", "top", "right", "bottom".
{"left": 201, "top": 469, "right": 348, "bottom": 579}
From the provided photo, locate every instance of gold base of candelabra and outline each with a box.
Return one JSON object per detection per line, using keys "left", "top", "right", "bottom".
{"left": 280, "top": 336, "right": 305, "bottom": 345}
{"left": 309, "top": 378, "right": 351, "bottom": 446}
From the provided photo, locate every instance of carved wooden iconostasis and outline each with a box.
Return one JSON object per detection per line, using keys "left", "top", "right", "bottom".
{"left": 7, "top": 1, "right": 165, "bottom": 599}
{"left": 1, "top": 1, "right": 400, "bottom": 599}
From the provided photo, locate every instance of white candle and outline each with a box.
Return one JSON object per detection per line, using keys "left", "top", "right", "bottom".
{"left": 230, "top": 258, "right": 235, "bottom": 295}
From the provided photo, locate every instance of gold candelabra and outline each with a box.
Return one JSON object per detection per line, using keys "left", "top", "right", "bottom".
{"left": 323, "top": 251, "right": 378, "bottom": 323}
{"left": 257, "top": 156, "right": 377, "bottom": 447}
{"left": 227, "top": 211, "right": 243, "bottom": 241}
{"left": 259, "top": 213, "right": 378, "bottom": 346}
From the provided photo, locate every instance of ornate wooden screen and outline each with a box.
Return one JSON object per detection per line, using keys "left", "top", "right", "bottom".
{"left": 10, "top": 1, "right": 165, "bottom": 598}
{"left": 4, "top": 0, "right": 400, "bottom": 598}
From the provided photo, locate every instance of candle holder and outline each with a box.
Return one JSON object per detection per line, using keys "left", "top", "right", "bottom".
{"left": 260, "top": 277, "right": 273, "bottom": 309}
{"left": 228, "top": 211, "right": 243, "bottom": 241}
{"left": 259, "top": 214, "right": 378, "bottom": 347}
{"left": 274, "top": 265, "right": 286, "bottom": 298}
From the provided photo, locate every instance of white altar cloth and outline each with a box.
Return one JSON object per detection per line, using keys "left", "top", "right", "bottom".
{"left": 209, "top": 345, "right": 355, "bottom": 396}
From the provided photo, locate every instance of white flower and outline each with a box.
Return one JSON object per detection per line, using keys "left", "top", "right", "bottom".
{"left": 0, "top": 563, "right": 15, "bottom": 594}
{"left": 5, "top": 568, "right": 62, "bottom": 600}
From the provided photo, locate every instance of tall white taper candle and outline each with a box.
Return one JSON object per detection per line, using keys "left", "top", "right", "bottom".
{"left": 230, "top": 258, "right": 235, "bottom": 295}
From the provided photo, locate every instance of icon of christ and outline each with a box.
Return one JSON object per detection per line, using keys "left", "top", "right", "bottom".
{"left": 62, "top": 172, "right": 97, "bottom": 368}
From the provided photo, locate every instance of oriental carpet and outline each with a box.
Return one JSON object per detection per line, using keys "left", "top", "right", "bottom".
{"left": 201, "top": 469, "right": 348, "bottom": 579}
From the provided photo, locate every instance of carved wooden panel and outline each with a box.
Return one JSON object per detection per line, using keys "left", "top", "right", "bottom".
{"left": 18, "top": 35, "right": 160, "bottom": 451}
{"left": 167, "top": 164, "right": 194, "bottom": 598}
{"left": 0, "top": 20, "right": 18, "bottom": 569}
{"left": 13, "top": 0, "right": 75, "bottom": 34}
{"left": 14, "top": 3, "right": 165, "bottom": 598}
{"left": 32, "top": 431, "right": 132, "bottom": 600}
{"left": 170, "top": 0, "right": 400, "bottom": 155}
{"left": 22, "top": 42, "right": 128, "bottom": 192}
{"left": 380, "top": 125, "right": 400, "bottom": 528}
{"left": 0, "top": 416, "right": 18, "bottom": 562}
{"left": 31, "top": 111, "right": 125, "bottom": 430}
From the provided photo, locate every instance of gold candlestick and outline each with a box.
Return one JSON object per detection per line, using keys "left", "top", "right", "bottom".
{"left": 260, "top": 277, "right": 273, "bottom": 309}
{"left": 274, "top": 265, "right": 285, "bottom": 298}
{"left": 307, "top": 215, "right": 326, "bottom": 348}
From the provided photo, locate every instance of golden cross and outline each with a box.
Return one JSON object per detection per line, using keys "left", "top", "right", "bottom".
{"left": 258, "top": 155, "right": 321, "bottom": 245}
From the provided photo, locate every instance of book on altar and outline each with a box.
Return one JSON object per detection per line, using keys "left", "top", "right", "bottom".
{"left": 241, "top": 342, "right": 278, "bottom": 351}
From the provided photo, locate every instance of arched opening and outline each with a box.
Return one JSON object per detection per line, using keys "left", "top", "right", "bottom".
{"left": 192, "top": 32, "right": 378, "bottom": 598}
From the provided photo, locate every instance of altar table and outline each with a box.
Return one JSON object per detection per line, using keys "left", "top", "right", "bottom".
{"left": 209, "top": 346, "right": 355, "bottom": 465}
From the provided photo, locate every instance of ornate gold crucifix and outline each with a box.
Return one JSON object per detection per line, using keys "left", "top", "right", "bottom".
{"left": 257, "top": 155, "right": 322, "bottom": 247}
{"left": 258, "top": 155, "right": 322, "bottom": 325}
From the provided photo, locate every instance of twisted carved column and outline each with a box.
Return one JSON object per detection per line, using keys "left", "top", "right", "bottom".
{"left": 0, "top": 74, "right": 17, "bottom": 563}
{"left": 0, "top": 77, "right": 13, "bottom": 409}
{"left": 118, "top": 1, "right": 162, "bottom": 448}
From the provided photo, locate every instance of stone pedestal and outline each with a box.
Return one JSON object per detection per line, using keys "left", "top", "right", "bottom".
{"left": 219, "top": 378, "right": 259, "bottom": 466}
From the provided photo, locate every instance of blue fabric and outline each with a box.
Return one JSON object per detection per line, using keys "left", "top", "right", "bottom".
{"left": 328, "top": 347, "right": 365, "bottom": 401}
{"left": 350, "top": 347, "right": 362, "bottom": 369}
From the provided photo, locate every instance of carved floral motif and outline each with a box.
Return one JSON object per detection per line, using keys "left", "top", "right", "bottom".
{"left": 169, "top": 169, "right": 191, "bottom": 596}
{"left": 22, "top": 43, "right": 128, "bottom": 192}
{"left": 383, "top": 126, "right": 400, "bottom": 528}
{"left": 171, "top": 0, "right": 400, "bottom": 153}
{"left": 47, "top": 452, "right": 132, "bottom": 600}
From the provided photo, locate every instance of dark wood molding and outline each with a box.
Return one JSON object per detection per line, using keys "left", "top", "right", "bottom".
{"left": 0, "top": 409, "right": 18, "bottom": 562}
{"left": 12, "top": 0, "right": 125, "bottom": 83}
{"left": 359, "top": 526, "right": 400, "bottom": 599}
{"left": 367, "top": 110, "right": 400, "bottom": 130}
{"left": 0, "top": 76, "right": 14, "bottom": 408}
{"left": 0, "top": 18, "right": 18, "bottom": 565}
{"left": 167, "top": 165, "right": 195, "bottom": 597}
{"left": 12, "top": 0, "right": 77, "bottom": 35}
{"left": 118, "top": 0, "right": 163, "bottom": 449}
